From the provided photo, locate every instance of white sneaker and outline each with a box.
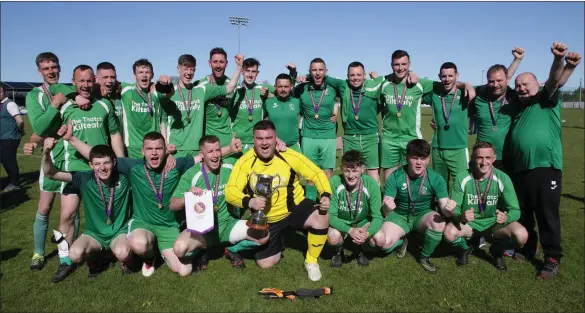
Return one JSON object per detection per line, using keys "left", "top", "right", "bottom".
{"left": 304, "top": 262, "right": 322, "bottom": 281}
{"left": 142, "top": 258, "right": 155, "bottom": 277}
{"left": 479, "top": 237, "right": 487, "bottom": 249}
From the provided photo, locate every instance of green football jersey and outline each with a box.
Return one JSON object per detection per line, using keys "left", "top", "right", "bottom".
{"left": 197, "top": 75, "right": 234, "bottom": 148}
{"left": 117, "top": 156, "right": 195, "bottom": 228}
{"left": 119, "top": 82, "right": 167, "bottom": 150}
{"left": 339, "top": 79, "right": 383, "bottom": 135}
{"left": 329, "top": 174, "right": 383, "bottom": 235}
{"left": 72, "top": 171, "right": 131, "bottom": 238}
{"left": 423, "top": 85, "right": 469, "bottom": 149}
{"left": 163, "top": 82, "right": 227, "bottom": 153}
{"left": 60, "top": 99, "right": 119, "bottom": 171}
{"left": 472, "top": 85, "right": 516, "bottom": 160}
{"left": 451, "top": 167, "right": 520, "bottom": 223}
{"left": 384, "top": 166, "right": 448, "bottom": 216}
{"left": 230, "top": 84, "right": 270, "bottom": 144}
{"left": 379, "top": 77, "right": 434, "bottom": 141}
{"left": 294, "top": 76, "right": 344, "bottom": 139}
{"left": 264, "top": 95, "right": 301, "bottom": 146}
{"left": 509, "top": 87, "right": 562, "bottom": 172}
{"left": 172, "top": 159, "right": 236, "bottom": 226}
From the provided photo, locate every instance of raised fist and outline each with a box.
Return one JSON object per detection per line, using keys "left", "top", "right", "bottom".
{"left": 551, "top": 42, "right": 568, "bottom": 58}
{"left": 157, "top": 75, "right": 172, "bottom": 86}
{"left": 565, "top": 52, "right": 582, "bottom": 68}
{"left": 512, "top": 47, "right": 525, "bottom": 60}
{"left": 23, "top": 142, "right": 38, "bottom": 156}
{"left": 260, "top": 87, "right": 268, "bottom": 98}
{"left": 230, "top": 132, "right": 242, "bottom": 153}
{"left": 286, "top": 63, "right": 296, "bottom": 71}
{"left": 235, "top": 54, "right": 244, "bottom": 67}
{"left": 369, "top": 71, "right": 379, "bottom": 79}
{"left": 51, "top": 92, "right": 68, "bottom": 109}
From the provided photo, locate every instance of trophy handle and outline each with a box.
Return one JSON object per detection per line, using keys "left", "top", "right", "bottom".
{"left": 273, "top": 174, "right": 282, "bottom": 189}
{"left": 248, "top": 171, "right": 259, "bottom": 194}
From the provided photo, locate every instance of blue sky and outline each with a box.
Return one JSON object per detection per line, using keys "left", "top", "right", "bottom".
{"left": 2, "top": 1, "right": 584, "bottom": 88}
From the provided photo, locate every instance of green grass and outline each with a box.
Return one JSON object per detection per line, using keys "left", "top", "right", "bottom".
{"left": 1, "top": 108, "right": 583, "bottom": 312}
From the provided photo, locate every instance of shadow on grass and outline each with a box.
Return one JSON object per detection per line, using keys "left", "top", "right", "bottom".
{"left": 1, "top": 171, "right": 39, "bottom": 213}
{"left": 561, "top": 193, "right": 584, "bottom": 203}
{"left": 0, "top": 248, "right": 22, "bottom": 262}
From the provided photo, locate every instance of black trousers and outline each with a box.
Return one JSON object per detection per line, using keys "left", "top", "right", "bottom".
{"left": 0, "top": 139, "right": 21, "bottom": 186}
{"left": 512, "top": 167, "right": 563, "bottom": 259}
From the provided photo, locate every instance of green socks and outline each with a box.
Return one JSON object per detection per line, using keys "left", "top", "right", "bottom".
{"left": 33, "top": 212, "right": 49, "bottom": 255}
{"left": 421, "top": 229, "right": 443, "bottom": 257}
{"left": 450, "top": 237, "right": 470, "bottom": 251}
{"left": 227, "top": 240, "right": 260, "bottom": 253}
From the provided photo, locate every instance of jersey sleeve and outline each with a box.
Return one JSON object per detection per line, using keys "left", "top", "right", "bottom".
{"left": 541, "top": 86, "right": 561, "bottom": 108}
{"left": 366, "top": 180, "right": 383, "bottom": 236}
{"left": 432, "top": 172, "right": 449, "bottom": 199}
{"left": 116, "top": 158, "right": 141, "bottom": 175}
{"left": 204, "top": 86, "right": 228, "bottom": 102}
{"left": 25, "top": 90, "right": 60, "bottom": 136}
{"left": 419, "top": 78, "right": 434, "bottom": 94}
{"left": 176, "top": 157, "right": 195, "bottom": 174}
{"left": 328, "top": 179, "right": 351, "bottom": 234}
{"left": 71, "top": 171, "right": 92, "bottom": 191}
{"left": 104, "top": 100, "right": 119, "bottom": 135}
{"left": 6, "top": 101, "right": 23, "bottom": 116}
{"left": 451, "top": 174, "right": 466, "bottom": 218}
{"left": 324, "top": 76, "right": 346, "bottom": 93}
{"left": 288, "top": 151, "right": 332, "bottom": 198}
{"left": 383, "top": 173, "right": 398, "bottom": 198}
{"left": 172, "top": 167, "right": 197, "bottom": 199}
{"left": 225, "top": 157, "right": 252, "bottom": 209}
{"left": 500, "top": 174, "right": 521, "bottom": 223}
{"left": 48, "top": 83, "right": 77, "bottom": 98}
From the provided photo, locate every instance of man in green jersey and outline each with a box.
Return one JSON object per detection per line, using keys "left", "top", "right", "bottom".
{"left": 42, "top": 140, "right": 135, "bottom": 281}
{"left": 379, "top": 139, "right": 456, "bottom": 273}
{"left": 164, "top": 53, "right": 243, "bottom": 157}
{"left": 327, "top": 150, "right": 385, "bottom": 268}
{"left": 169, "top": 135, "right": 269, "bottom": 273}
{"left": 423, "top": 62, "right": 475, "bottom": 189}
{"left": 265, "top": 72, "right": 302, "bottom": 152}
{"left": 509, "top": 43, "right": 581, "bottom": 279}
{"left": 443, "top": 141, "right": 527, "bottom": 271}
{"left": 95, "top": 62, "right": 123, "bottom": 130}
{"left": 119, "top": 58, "right": 174, "bottom": 158}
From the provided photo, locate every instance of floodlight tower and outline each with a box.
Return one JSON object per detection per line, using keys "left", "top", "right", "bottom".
{"left": 229, "top": 16, "right": 249, "bottom": 54}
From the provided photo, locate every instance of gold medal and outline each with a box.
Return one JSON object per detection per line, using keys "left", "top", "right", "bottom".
{"left": 106, "top": 219, "right": 111, "bottom": 225}
{"left": 186, "top": 116, "right": 191, "bottom": 123}
{"left": 315, "top": 113, "right": 319, "bottom": 119}
{"left": 397, "top": 112, "right": 402, "bottom": 118}
{"left": 213, "top": 205, "right": 219, "bottom": 211}
{"left": 354, "top": 115, "right": 359, "bottom": 121}
{"left": 217, "top": 111, "right": 222, "bottom": 117}
{"left": 150, "top": 116, "right": 153, "bottom": 120}
{"left": 248, "top": 115, "right": 253, "bottom": 121}
{"left": 158, "top": 203, "right": 163, "bottom": 209}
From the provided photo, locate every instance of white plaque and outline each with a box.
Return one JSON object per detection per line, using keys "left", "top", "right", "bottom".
{"left": 185, "top": 191, "right": 214, "bottom": 234}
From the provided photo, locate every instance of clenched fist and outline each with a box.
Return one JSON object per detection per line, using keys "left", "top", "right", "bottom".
{"left": 43, "top": 137, "right": 57, "bottom": 155}
{"left": 23, "top": 142, "right": 38, "bottom": 156}
{"left": 383, "top": 197, "right": 396, "bottom": 211}
{"left": 512, "top": 47, "right": 525, "bottom": 60}
{"left": 565, "top": 52, "right": 582, "bottom": 68}
{"left": 51, "top": 92, "right": 68, "bottom": 109}
{"left": 461, "top": 208, "right": 475, "bottom": 223}
{"left": 496, "top": 209, "right": 508, "bottom": 224}
{"left": 235, "top": 54, "right": 244, "bottom": 67}
{"left": 551, "top": 42, "right": 568, "bottom": 58}
{"left": 443, "top": 199, "right": 457, "bottom": 216}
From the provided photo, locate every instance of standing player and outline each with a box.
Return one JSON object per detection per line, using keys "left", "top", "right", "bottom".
{"left": 0, "top": 83, "right": 25, "bottom": 192}
{"left": 41, "top": 140, "right": 134, "bottom": 280}
{"left": 164, "top": 54, "right": 243, "bottom": 157}
{"left": 443, "top": 141, "right": 527, "bottom": 270}
{"left": 225, "top": 120, "right": 332, "bottom": 281}
{"left": 169, "top": 135, "right": 269, "bottom": 272}
{"left": 327, "top": 150, "right": 385, "bottom": 267}
{"left": 424, "top": 62, "right": 474, "bottom": 189}
{"left": 264, "top": 72, "right": 302, "bottom": 151}
{"left": 509, "top": 44, "right": 581, "bottom": 279}
{"left": 119, "top": 58, "right": 174, "bottom": 158}
{"left": 379, "top": 139, "right": 456, "bottom": 273}
{"left": 95, "top": 62, "right": 123, "bottom": 129}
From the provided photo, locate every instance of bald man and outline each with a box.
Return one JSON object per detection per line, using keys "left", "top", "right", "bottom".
{"left": 508, "top": 42, "right": 581, "bottom": 279}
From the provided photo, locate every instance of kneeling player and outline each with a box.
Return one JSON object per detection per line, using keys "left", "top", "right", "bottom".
{"left": 327, "top": 150, "right": 385, "bottom": 267}
{"left": 170, "top": 135, "right": 269, "bottom": 272}
{"left": 443, "top": 141, "right": 527, "bottom": 271}
{"left": 379, "top": 139, "right": 456, "bottom": 274}
{"left": 42, "top": 140, "right": 133, "bottom": 280}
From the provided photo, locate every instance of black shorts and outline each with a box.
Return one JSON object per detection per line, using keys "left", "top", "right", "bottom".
{"left": 254, "top": 198, "right": 318, "bottom": 260}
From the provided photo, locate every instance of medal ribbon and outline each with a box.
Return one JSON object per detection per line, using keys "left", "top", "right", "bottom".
{"left": 392, "top": 82, "right": 408, "bottom": 112}
{"left": 344, "top": 179, "right": 363, "bottom": 227}
{"left": 201, "top": 163, "right": 221, "bottom": 205}
{"left": 144, "top": 165, "right": 165, "bottom": 207}
{"left": 94, "top": 172, "right": 115, "bottom": 223}
{"left": 309, "top": 87, "right": 327, "bottom": 115}
{"left": 41, "top": 84, "right": 53, "bottom": 104}
{"left": 405, "top": 171, "right": 427, "bottom": 217}
{"left": 135, "top": 84, "right": 154, "bottom": 118}
{"left": 244, "top": 86, "right": 256, "bottom": 118}
{"left": 474, "top": 168, "right": 493, "bottom": 214}
{"left": 350, "top": 89, "right": 363, "bottom": 117}
{"left": 177, "top": 82, "right": 193, "bottom": 120}
{"left": 441, "top": 89, "right": 458, "bottom": 125}
{"left": 488, "top": 98, "right": 507, "bottom": 126}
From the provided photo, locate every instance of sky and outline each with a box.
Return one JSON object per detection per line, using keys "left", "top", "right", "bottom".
{"left": 1, "top": 1, "right": 584, "bottom": 88}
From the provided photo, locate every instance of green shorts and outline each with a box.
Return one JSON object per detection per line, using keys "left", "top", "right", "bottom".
{"left": 83, "top": 227, "right": 128, "bottom": 250}
{"left": 39, "top": 161, "right": 65, "bottom": 193}
{"left": 380, "top": 136, "right": 408, "bottom": 169}
{"left": 301, "top": 137, "right": 337, "bottom": 170}
{"left": 127, "top": 146, "right": 142, "bottom": 159}
{"left": 343, "top": 133, "right": 379, "bottom": 169}
{"left": 466, "top": 218, "right": 512, "bottom": 233}
{"left": 432, "top": 147, "right": 469, "bottom": 186}
{"left": 128, "top": 218, "right": 180, "bottom": 252}
{"left": 174, "top": 150, "right": 199, "bottom": 158}
{"left": 202, "top": 218, "right": 242, "bottom": 246}
{"left": 287, "top": 142, "right": 301, "bottom": 153}
{"left": 384, "top": 210, "right": 434, "bottom": 234}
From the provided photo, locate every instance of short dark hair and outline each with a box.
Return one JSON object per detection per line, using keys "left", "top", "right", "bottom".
{"left": 391, "top": 50, "right": 410, "bottom": 62}
{"left": 341, "top": 150, "right": 365, "bottom": 168}
{"left": 143, "top": 131, "right": 165, "bottom": 144}
{"left": 35, "top": 52, "right": 59, "bottom": 68}
{"left": 209, "top": 47, "right": 227, "bottom": 60}
{"left": 406, "top": 139, "right": 431, "bottom": 158}
{"left": 199, "top": 135, "right": 220, "bottom": 148}
{"left": 243, "top": 58, "right": 260, "bottom": 69}
{"left": 133, "top": 58, "right": 153, "bottom": 74}
{"left": 73, "top": 65, "right": 94, "bottom": 78}
{"left": 178, "top": 54, "right": 196, "bottom": 67}
{"left": 473, "top": 141, "right": 494, "bottom": 153}
{"left": 487, "top": 64, "right": 508, "bottom": 79}
{"left": 89, "top": 144, "right": 116, "bottom": 162}
{"left": 440, "top": 62, "right": 458, "bottom": 73}
{"left": 275, "top": 73, "right": 292, "bottom": 84}
{"left": 347, "top": 61, "right": 365, "bottom": 72}
{"left": 253, "top": 120, "right": 276, "bottom": 132}
{"left": 310, "top": 58, "right": 326, "bottom": 67}
{"left": 97, "top": 62, "right": 116, "bottom": 72}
